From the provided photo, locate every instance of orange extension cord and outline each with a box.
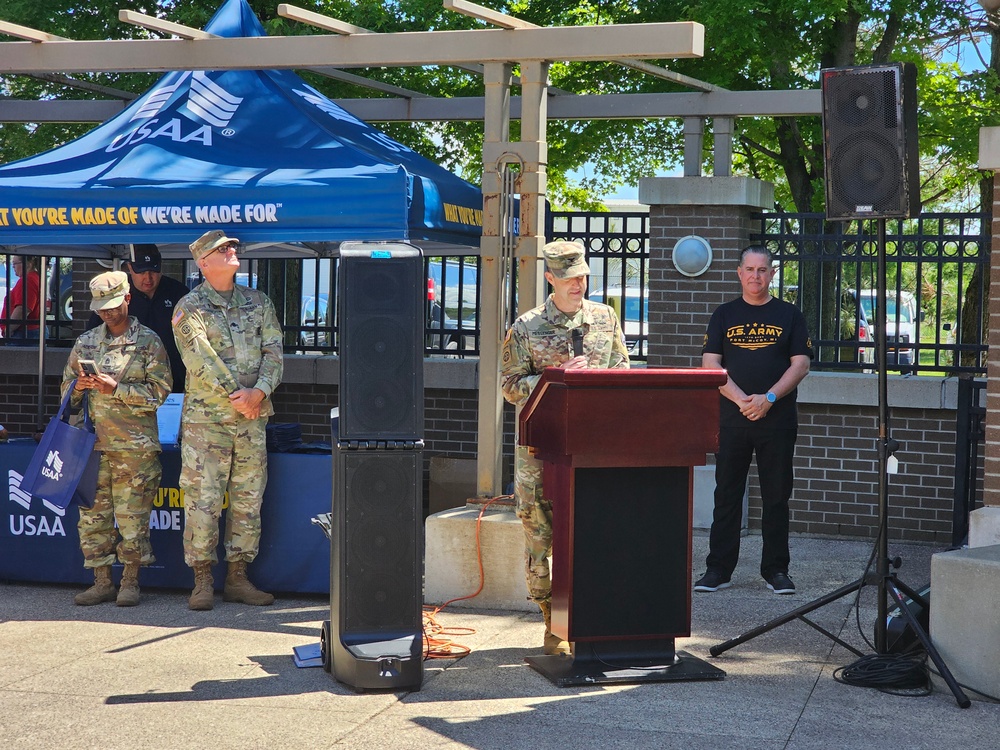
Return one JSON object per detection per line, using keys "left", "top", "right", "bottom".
{"left": 422, "top": 494, "right": 511, "bottom": 659}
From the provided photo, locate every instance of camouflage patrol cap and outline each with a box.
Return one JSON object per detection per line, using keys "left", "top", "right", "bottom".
{"left": 543, "top": 240, "right": 589, "bottom": 279}
{"left": 189, "top": 229, "right": 238, "bottom": 262}
{"left": 89, "top": 271, "right": 130, "bottom": 311}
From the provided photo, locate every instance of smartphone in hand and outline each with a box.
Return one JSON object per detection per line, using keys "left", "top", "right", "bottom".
{"left": 79, "top": 359, "right": 101, "bottom": 377}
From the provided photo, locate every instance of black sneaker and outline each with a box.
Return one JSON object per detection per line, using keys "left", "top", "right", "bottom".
{"left": 764, "top": 572, "right": 795, "bottom": 595}
{"left": 694, "top": 570, "right": 732, "bottom": 592}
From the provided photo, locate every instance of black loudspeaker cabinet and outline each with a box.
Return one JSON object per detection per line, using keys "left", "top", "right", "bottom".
{"left": 338, "top": 242, "right": 424, "bottom": 441}
{"left": 326, "top": 442, "right": 424, "bottom": 691}
{"left": 822, "top": 62, "right": 919, "bottom": 220}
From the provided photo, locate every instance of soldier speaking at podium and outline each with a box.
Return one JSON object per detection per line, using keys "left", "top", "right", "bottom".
{"left": 501, "top": 240, "right": 630, "bottom": 655}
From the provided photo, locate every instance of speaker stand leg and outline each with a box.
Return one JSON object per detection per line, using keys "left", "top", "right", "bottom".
{"left": 526, "top": 638, "right": 725, "bottom": 687}
{"left": 883, "top": 575, "right": 970, "bottom": 708}
{"left": 710, "top": 578, "right": 868, "bottom": 658}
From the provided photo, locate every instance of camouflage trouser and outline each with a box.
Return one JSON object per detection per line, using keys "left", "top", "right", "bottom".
{"left": 180, "top": 417, "right": 267, "bottom": 567}
{"left": 514, "top": 445, "right": 552, "bottom": 604}
{"left": 78, "top": 451, "right": 160, "bottom": 568}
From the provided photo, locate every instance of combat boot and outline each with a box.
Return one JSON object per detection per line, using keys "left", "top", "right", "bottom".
{"left": 188, "top": 561, "right": 215, "bottom": 611}
{"left": 538, "top": 599, "right": 571, "bottom": 656}
{"left": 223, "top": 560, "right": 274, "bottom": 606}
{"left": 74, "top": 566, "right": 116, "bottom": 606}
{"left": 117, "top": 562, "right": 140, "bottom": 607}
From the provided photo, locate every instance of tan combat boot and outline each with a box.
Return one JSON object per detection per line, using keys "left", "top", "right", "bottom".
{"left": 74, "top": 566, "right": 116, "bottom": 606}
{"left": 538, "top": 599, "right": 571, "bottom": 656}
{"left": 188, "top": 561, "right": 215, "bottom": 611}
{"left": 223, "top": 560, "right": 274, "bottom": 606}
{"left": 116, "top": 562, "right": 140, "bottom": 607}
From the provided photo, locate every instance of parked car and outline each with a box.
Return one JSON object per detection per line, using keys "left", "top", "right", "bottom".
{"left": 46, "top": 258, "right": 74, "bottom": 341}
{"left": 589, "top": 287, "right": 648, "bottom": 357}
{"left": 0, "top": 262, "right": 8, "bottom": 311}
{"left": 426, "top": 258, "right": 478, "bottom": 353}
{"left": 300, "top": 294, "right": 330, "bottom": 347}
{"left": 849, "top": 289, "right": 923, "bottom": 367}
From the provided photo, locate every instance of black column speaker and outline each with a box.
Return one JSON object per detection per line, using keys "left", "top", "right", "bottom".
{"left": 338, "top": 242, "right": 424, "bottom": 441}
{"left": 327, "top": 443, "right": 424, "bottom": 690}
{"left": 822, "top": 62, "right": 919, "bottom": 220}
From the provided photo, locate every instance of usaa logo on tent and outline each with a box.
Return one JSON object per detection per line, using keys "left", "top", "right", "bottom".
{"left": 106, "top": 72, "right": 243, "bottom": 153}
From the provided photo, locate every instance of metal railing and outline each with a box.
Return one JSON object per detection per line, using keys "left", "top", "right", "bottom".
{"left": 7, "top": 209, "right": 988, "bottom": 373}
{"left": 755, "top": 212, "right": 989, "bottom": 375}
{"left": 952, "top": 376, "right": 986, "bottom": 547}
{"left": 255, "top": 255, "right": 484, "bottom": 358}
{"left": 548, "top": 210, "right": 651, "bottom": 359}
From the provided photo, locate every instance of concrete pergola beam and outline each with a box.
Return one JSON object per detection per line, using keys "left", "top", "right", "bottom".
{"left": 0, "top": 89, "right": 822, "bottom": 124}
{"left": 0, "top": 22, "right": 704, "bottom": 73}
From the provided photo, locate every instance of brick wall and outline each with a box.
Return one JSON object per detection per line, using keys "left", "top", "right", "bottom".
{"left": 0, "top": 352, "right": 964, "bottom": 544}
{"left": 790, "top": 404, "right": 957, "bottom": 544}
{"left": 646, "top": 203, "right": 760, "bottom": 368}
{"left": 984, "top": 172, "right": 1000, "bottom": 511}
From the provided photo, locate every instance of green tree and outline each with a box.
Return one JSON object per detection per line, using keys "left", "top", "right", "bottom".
{"left": 2, "top": 1, "right": 994, "bottom": 212}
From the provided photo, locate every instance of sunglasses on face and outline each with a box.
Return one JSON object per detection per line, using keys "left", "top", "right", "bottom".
{"left": 204, "top": 241, "right": 240, "bottom": 259}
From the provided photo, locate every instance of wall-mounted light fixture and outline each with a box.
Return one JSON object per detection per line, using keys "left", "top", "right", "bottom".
{"left": 671, "top": 235, "right": 713, "bottom": 277}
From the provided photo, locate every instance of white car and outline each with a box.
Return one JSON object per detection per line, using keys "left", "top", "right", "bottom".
{"left": 300, "top": 294, "right": 330, "bottom": 347}
{"left": 851, "top": 289, "right": 922, "bottom": 367}
{"left": 589, "top": 287, "right": 648, "bottom": 357}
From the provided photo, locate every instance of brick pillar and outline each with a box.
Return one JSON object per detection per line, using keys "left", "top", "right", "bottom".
{"left": 638, "top": 176, "right": 775, "bottom": 368}
{"left": 970, "top": 128, "right": 1000, "bottom": 546}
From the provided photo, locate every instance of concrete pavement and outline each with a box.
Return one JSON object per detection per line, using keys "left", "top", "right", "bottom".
{"left": 1, "top": 534, "right": 997, "bottom": 750}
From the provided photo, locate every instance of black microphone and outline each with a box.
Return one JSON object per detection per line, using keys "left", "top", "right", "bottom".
{"left": 571, "top": 328, "right": 584, "bottom": 357}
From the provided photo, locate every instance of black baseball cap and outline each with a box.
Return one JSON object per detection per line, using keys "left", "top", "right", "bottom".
{"left": 129, "top": 244, "right": 161, "bottom": 273}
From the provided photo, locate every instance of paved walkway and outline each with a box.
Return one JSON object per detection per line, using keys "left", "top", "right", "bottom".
{"left": 1, "top": 535, "right": 997, "bottom": 750}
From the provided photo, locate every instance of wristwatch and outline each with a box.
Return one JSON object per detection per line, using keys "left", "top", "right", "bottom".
{"left": 766, "top": 391, "right": 777, "bottom": 403}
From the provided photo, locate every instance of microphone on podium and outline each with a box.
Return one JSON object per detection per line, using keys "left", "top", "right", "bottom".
{"left": 571, "top": 328, "right": 584, "bottom": 357}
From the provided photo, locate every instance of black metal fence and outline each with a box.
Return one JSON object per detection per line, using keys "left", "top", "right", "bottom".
{"left": 548, "top": 210, "right": 651, "bottom": 358}
{"left": 4, "top": 209, "right": 988, "bottom": 374}
{"left": 756, "top": 212, "right": 989, "bottom": 375}
{"left": 952, "top": 376, "right": 987, "bottom": 547}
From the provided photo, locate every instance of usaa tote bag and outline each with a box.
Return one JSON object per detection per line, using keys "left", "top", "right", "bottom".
{"left": 21, "top": 383, "right": 99, "bottom": 510}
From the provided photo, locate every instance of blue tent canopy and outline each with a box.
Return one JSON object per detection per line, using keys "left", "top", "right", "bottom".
{"left": 0, "top": 0, "right": 483, "bottom": 258}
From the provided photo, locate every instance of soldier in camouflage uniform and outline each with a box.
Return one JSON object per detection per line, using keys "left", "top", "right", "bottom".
{"left": 61, "top": 271, "right": 172, "bottom": 607}
{"left": 501, "top": 240, "right": 630, "bottom": 655}
{"left": 172, "top": 229, "right": 283, "bottom": 611}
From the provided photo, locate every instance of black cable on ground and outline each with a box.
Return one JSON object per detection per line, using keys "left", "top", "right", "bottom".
{"left": 832, "top": 652, "right": 932, "bottom": 697}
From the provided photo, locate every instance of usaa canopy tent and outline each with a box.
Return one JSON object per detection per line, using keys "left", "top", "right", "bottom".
{"left": 0, "top": 0, "right": 484, "bottom": 260}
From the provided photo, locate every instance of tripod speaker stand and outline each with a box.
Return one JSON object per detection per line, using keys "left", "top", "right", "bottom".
{"left": 708, "top": 220, "right": 970, "bottom": 708}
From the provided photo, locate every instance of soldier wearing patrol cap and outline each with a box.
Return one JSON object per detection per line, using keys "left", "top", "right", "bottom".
{"left": 61, "top": 271, "right": 172, "bottom": 607}
{"left": 85, "top": 244, "right": 190, "bottom": 392}
{"left": 500, "top": 240, "right": 630, "bottom": 656}
{"left": 172, "top": 229, "right": 283, "bottom": 611}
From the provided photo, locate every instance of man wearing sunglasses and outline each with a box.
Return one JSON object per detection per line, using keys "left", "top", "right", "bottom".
{"left": 171, "top": 229, "right": 283, "bottom": 611}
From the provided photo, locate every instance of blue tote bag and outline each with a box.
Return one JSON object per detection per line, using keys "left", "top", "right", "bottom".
{"left": 21, "top": 383, "right": 100, "bottom": 509}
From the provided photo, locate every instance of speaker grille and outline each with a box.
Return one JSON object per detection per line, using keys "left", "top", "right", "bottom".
{"left": 338, "top": 449, "right": 421, "bottom": 634}
{"left": 822, "top": 63, "right": 919, "bottom": 220}
{"left": 829, "top": 132, "right": 903, "bottom": 215}
{"left": 339, "top": 245, "right": 424, "bottom": 440}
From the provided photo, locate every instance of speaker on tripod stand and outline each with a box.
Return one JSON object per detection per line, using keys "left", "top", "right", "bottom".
{"left": 321, "top": 242, "right": 425, "bottom": 691}
{"left": 822, "top": 62, "right": 919, "bottom": 221}
{"left": 709, "top": 63, "right": 972, "bottom": 707}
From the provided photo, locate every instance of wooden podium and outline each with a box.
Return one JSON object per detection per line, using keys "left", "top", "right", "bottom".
{"left": 519, "top": 367, "right": 728, "bottom": 686}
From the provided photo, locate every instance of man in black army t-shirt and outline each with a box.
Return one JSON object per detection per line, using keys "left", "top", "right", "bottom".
{"left": 695, "top": 245, "right": 812, "bottom": 596}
